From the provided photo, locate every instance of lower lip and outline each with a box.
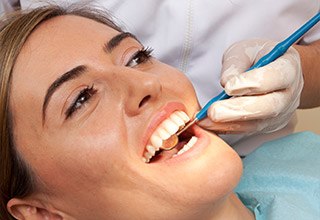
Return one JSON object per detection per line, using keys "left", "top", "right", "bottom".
{"left": 157, "top": 125, "right": 210, "bottom": 165}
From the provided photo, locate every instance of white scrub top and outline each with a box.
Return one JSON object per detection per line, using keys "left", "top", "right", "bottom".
{"left": 19, "top": 0, "right": 320, "bottom": 152}
{"left": 0, "top": 0, "right": 19, "bottom": 13}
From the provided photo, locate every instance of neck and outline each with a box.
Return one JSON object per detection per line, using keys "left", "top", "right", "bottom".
{"left": 197, "top": 193, "right": 255, "bottom": 220}
{"left": 228, "top": 193, "right": 255, "bottom": 219}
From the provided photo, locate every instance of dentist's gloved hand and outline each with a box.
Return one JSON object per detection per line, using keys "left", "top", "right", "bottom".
{"left": 199, "top": 39, "right": 304, "bottom": 134}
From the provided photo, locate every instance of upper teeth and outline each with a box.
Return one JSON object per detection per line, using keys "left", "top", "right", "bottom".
{"left": 143, "top": 111, "right": 196, "bottom": 163}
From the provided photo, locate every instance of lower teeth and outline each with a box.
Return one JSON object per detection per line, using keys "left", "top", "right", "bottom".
{"left": 174, "top": 136, "right": 197, "bottom": 156}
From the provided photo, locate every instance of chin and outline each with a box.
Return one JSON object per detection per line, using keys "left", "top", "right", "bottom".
{"left": 186, "top": 135, "right": 242, "bottom": 204}
{"left": 152, "top": 128, "right": 243, "bottom": 207}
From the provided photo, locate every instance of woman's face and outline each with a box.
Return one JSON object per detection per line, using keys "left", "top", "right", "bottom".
{"left": 10, "top": 15, "right": 242, "bottom": 219}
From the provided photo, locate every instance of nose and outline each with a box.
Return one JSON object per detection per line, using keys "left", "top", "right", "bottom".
{"left": 118, "top": 68, "right": 162, "bottom": 116}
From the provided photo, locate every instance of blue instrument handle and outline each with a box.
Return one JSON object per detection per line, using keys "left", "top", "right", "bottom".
{"left": 195, "top": 12, "right": 320, "bottom": 121}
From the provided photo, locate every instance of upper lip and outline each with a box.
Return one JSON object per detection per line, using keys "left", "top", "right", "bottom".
{"left": 141, "top": 102, "right": 188, "bottom": 156}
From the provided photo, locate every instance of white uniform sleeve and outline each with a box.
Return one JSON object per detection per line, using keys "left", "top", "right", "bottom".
{"left": 0, "top": 0, "right": 20, "bottom": 14}
{"left": 300, "top": 9, "right": 320, "bottom": 44}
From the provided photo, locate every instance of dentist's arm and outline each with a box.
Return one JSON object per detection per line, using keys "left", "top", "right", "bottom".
{"left": 295, "top": 39, "right": 320, "bottom": 108}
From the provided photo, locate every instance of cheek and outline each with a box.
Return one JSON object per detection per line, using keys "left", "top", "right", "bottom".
{"left": 31, "top": 122, "right": 129, "bottom": 195}
{"left": 161, "top": 68, "right": 198, "bottom": 102}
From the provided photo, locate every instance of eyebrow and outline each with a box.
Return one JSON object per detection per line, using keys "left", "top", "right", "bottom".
{"left": 42, "top": 32, "right": 138, "bottom": 124}
{"left": 104, "top": 32, "right": 139, "bottom": 53}
{"left": 42, "top": 65, "right": 87, "bottom": 123}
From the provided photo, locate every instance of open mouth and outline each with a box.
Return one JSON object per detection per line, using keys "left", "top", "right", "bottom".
{"left": 143, "top": 111, "right": 198, "bottom": 163}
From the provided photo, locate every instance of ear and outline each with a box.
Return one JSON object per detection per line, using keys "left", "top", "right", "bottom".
{"left": 7, "top": 198, "right": 63, "bottom": 220}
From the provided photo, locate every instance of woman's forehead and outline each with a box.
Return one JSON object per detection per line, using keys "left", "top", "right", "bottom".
{"left": 19, "top": 15, "right": 120, "bottom": 59}
{"left": 10, "top": 15, "right": 121, "bottom": 129}
{"left": 12, "top": 15, "right": 120, "bottom": 98}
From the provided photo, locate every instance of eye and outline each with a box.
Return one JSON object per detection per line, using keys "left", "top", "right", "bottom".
{"left": 126, "top": 47, "right": 153, "bottom": 67}
{"left": 65, "top": 84, "right": 97, "bottom": 119}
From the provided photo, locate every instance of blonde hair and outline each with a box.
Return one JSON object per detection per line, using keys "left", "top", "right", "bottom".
{"left": 0, "top": 5, "right": 122, "bottom": 219}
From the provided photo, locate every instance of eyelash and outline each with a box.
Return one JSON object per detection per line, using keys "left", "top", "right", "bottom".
{"left": 65, "top": 47, "right": 153, "bottom": 119}
{"left": 125, "top": 46, "right": 153, "bottom": 67}
{"left": 65, "top": 84, "right": 97, "bottom": 119}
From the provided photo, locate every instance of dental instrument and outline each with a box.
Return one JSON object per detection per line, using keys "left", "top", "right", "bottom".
{"left": 161, "top": 12, "right": 320, "bottom": 151}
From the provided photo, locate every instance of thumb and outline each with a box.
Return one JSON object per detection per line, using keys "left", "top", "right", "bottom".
{"left": 197, "top": 117, "right": 262, "bottom": 134}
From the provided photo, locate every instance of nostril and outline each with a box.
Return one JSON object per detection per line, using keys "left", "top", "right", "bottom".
{"left": 139, "top": 95, "right": 151, "bottom": 108}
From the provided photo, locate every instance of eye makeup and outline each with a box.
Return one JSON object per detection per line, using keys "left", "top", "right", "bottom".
{"left": 65, "top": 84, "right": 97, "bottom": 119}
{"left": 126, "top": 47, "right": 153, "bottom": 67}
